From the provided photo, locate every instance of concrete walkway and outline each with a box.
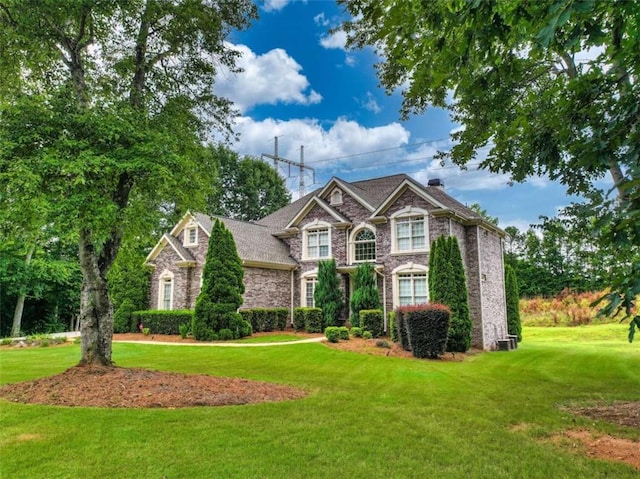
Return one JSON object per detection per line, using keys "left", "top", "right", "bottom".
{"left": 113, "top": 336, "right": 325, "bottom": 347}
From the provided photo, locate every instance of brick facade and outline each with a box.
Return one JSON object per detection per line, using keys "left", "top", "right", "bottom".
{"left": 146, "top": 174, "right": 508, "bottom": 350}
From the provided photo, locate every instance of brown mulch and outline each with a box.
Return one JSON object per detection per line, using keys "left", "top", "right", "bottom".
{"left": 0, "top": 365, "right": 307, "bottom": 408}
{"left": 552, "top": 428, "right": 640, "bottom": 470}
{"left": 568, "top": 402, "right": 640, "bottom": 429}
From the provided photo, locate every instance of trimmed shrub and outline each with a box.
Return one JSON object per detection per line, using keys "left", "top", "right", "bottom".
{"left": 304, "top": 307, "right": 324, "bottom": 333}
{"left": 293, "top": 307, "right": 306, "bottom": 332}
{"left": 360, "top": 309, "right": 383, "bottom": 338}
{"left": 338, "top": 326, "right": 349, "bottom": 340}
{"left": 394, "top": 308, "right": 411, "bottom": 351}
{"left": 132, "top": 310, "right": 193, "bottom": 335}
{"left": 350, "top": 327, "right": 363, "bottom": 338}
{"left": 218, "top": 328, "right": 234, "bottom": 341}
{"left": 403, "top": 304, "right": 451, "bottom": 359}
{"left": 114, "top": 299, "right": 136, "bottom": 333}
{"left": 275, "top": 308, "right": 289, "bottom": 331}
{"left": 388, "top": 311, "right": 397, "bottom": 343}
{"left": 362, "top": 331, "right": 373, "bottom": 339}
{"left": 239, "top": 309, "right": 254, "bottom": 330}
{"left": 179, "top": 323, "right": 190, "bottom": 339}
{"left": 240, "top": 307, "right": 289, "bottom": 332}
{"left": 325, "top": 326, "right": 341, "bottom": 343}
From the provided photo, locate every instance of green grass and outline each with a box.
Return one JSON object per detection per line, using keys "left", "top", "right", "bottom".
{"left": 1, "top": 325, "right": 639, "bottom": 478}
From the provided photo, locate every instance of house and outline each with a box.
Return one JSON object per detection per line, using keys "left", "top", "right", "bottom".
{"left": 145, "top": 173, "right": 508, "bottom": 350}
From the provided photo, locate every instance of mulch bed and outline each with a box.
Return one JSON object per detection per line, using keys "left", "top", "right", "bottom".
{"left": 0, "top": 365, "right": 307, "bottom": 408}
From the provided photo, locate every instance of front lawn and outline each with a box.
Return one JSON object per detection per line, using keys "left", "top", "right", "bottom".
{"left": 1, "top": 324, "right": 638, "bottom": 478}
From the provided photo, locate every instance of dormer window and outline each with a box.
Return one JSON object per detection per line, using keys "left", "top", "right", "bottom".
{"left": 330, "top": 188, "right": 343, "bottom": 206}
{"left": 184, "top": 225, "right": 198, "bottom": 247}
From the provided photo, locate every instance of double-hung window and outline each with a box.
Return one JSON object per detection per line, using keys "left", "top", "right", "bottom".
{"left": 306, "top": 228, "right": 330, "bottom": 259}
{"left": 304, "top": 277, "right": 318, "bottom": 307}
{"left": 396, "top": 216, "right": 426, "bottom": 252}
{"left": 397, "top": 272, "right": 428, "bottom": 306}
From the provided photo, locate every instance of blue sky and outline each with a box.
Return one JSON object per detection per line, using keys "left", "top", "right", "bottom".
{"left": 214, "top": 0, "right": 585, "bottom": 232}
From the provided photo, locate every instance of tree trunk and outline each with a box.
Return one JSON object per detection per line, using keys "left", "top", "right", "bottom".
{"left": 10, "top": 244, "right": 35, "bottom": 337}
{"left": 77, "top": 229, "right": 113, "bottom": 366}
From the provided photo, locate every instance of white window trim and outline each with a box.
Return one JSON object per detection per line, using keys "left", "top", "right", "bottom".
{"left": 302, "top": 219, "right": 332, "bottom": 261}
{"left": 157, "top": 269, "right": 175, "bottom": 310}
{"left": 300, "top": 269, "right": 318, "bottom": 307}
{"left": 391, "top": 263, "right": 429, "bottom": 309}
{"left": 184, "top": 223, "right": 198, "bottom": 247}
{"left": 349, "top": 223, "right": 377, "bottom": 264}
{"left": 390, "top": 206, "right": 429, "bottom": 254}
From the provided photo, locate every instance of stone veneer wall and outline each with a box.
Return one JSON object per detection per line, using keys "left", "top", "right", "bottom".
{"left": 464, "top": 225, "right": 484, "bottom": 348}
{"left": 478, "top": 227, "right": 507, "bottom": 349}
{"left": 242, "top": 267, "right": 292, "bottom": 310}
{"left": 148, "top": 246, "right": 193, "bottom": 310}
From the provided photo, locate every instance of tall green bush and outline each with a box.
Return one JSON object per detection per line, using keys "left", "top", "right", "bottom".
{"left": 349, "top": 262, "right": 380, "bottom": 327}
{"left": 402, "top": 304, "right": 451, "bottom": 359}
{"left": 304, "top": 307, "right": 324, "bottom": 333}
{"left": 114, "top": 299, "right": 136, "bottom": 333}
{"left": 505, "top": 264, "right": 522, "bottom": 342}
{"left": 193, "top": 219, "right": 250, "bottom": 340}
{"left": 429, "top": 235, "right": 472, "bottom": 352}
{"left": 314, "top": 259, "right": 343, "bottom": 328}
{"left": 360, "top": 309, "right": 383, "bottom": 338}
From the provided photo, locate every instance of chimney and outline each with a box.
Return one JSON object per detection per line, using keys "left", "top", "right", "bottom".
{"left": 427, "top": 178, "right": 445, "bottom": 190}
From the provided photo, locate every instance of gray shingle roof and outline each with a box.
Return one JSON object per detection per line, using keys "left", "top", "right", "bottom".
{"left": 258, "top": 173, "right": 487, "bottom": 228}
{"left": 165, "top": 234, "right": 196, "bottom": 262}
{"left": 194, "top": 212, "right": 297, "bottom": 268}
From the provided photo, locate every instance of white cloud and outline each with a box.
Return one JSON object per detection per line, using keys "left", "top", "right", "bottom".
{"left": 345, "top": 55, "right": 356, "bottom": 67}
{"left": 320, "top": 30, "right": 347, "bottom": 50}
{"left": 313, "top": 12, "right": 330, "bottom": 27}
{"left": 358, "top": 92, "right": 381, "bottom": 113}
{"left": 261, "top": 0, "right": 295, "bottom": 12}
{"left": 215, "top": 43, "right": 322, "bottom": 113}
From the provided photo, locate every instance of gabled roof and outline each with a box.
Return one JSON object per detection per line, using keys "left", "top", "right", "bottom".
{"left": 285, "top": 195, "right": 351, "bottom": 229}
{"left": 256, "top": 173, "right": 500, "bottom": 232}
{"left": 371, "top": 177, "right": 449, "bottom": 216}
{"left": 145, "top": 233, "right": 196, "bottom": 265}
{"left": 317, "top": 177, "right": 375, "bottom": 212}
{"left": 202, "top": 214, "right": 297, "bottom": 269}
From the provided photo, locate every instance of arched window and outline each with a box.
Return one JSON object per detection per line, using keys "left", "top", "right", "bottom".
{"left": 158, "top": 270, "right": 174, "bottom": 310}
{"left": 354, "top": 228, "right": 376, "bottom": 262}
{"left": 302, "top": 220, "right": 332, "bottom": 260}
{"left": 392, "top": 263, "right": 428, "bottom": 308}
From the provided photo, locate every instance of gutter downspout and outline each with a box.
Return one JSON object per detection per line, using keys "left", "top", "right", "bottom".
{"left": 290, "top": 269, "right": 295, "bottom": 326}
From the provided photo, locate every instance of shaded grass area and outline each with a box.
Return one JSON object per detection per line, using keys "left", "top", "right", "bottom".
{"left": 1, "top": 326, "right": 639, "bottom": 478}
{"left": 230, "top": 333, "right": 314, "bottom": 343}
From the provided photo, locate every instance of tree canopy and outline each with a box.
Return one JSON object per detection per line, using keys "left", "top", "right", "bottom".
{"left": 0, "top": 1, "right": 257, "bottom": 363}
{"left": 341, "top": 0, "right": 639, "bottom": 339}
{"left": 207, "top": 145, "right": 291, "bottom": 221}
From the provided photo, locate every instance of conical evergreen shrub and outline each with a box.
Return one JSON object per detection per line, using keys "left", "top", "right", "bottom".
{"left": 505, "top": 264, "right": 522, "bottom": 342}
{"left": 192, "top": 219, "right": 250, "bottom": 340}
{"left": 314, "top": 259, "right": 343, "bottom": 328}
{"left": 349, "top": 262, "right": 380, "bottom": 328}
